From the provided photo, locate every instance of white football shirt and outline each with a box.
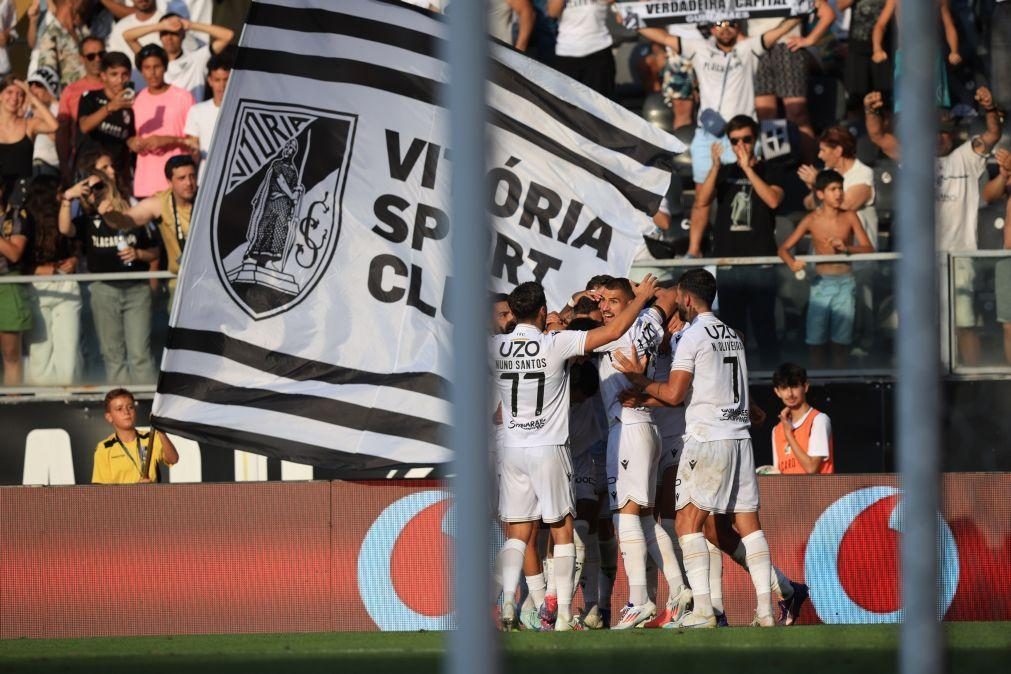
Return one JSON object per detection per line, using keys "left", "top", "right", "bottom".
{"left": 491, "top": 324, "right": 588, "bottom": 448}
{"left": 651, "top": 328, "right": 687, "bottom": 439}
{"left": 672, "top": 312, "right": 751, "bottom": 441}
{"left": 935, "top": 140, "right": 987, "bottom": 252}
{"left": 596, "top": 307, "right": 666, "bottom": 426}
{"left": 681, "top": 36, "right": 765, "bottom": 126}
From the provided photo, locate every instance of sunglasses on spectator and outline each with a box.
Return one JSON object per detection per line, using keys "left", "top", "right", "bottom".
{"left": 729, "top": 135, "right": 755, "bottom": 145}
{"left": 84, "top": 51, "right": 106, "bottom": 61}
{"left": 713, "top": 21, "right": 739, "bottom": 29}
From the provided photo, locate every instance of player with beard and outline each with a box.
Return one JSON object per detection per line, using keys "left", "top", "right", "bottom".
{"left": 493, "top": 276, "right": 658, "bottom": 631}
{"left": 615, "top": 269, "right": 808, "bottom": 627}
{"left": 594, "top": 277, "right": 679, "bottom": 629}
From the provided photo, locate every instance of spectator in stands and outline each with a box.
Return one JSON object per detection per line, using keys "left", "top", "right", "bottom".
{"left": 799, "top": 125, "right": 879, "bottom": 356}
{"left": 77, "top": 51, "right": 136, "bottom": 192}
{"left": 56, "top": 36, "right": 105, "bottom": 183}
{"left": 37, "top": 0, "right": 91, "bottom": 90}
{"left": 992, "top": 0, "right": 1011, "bottom": 112}
{"left": 75, "top": 141, "right": 129, "bottom": 200}
{"left": 0, "top": 76, "right": 59, "bottom": 199}
{"left": 106, "top": 0, "right": 162, "bottom": 61}
{"left": 0, "top": 181, "right": 29, "bottom": 386}
{"left": 27, "top": 67, "right": 61, "bottom": 178}
{"left": 59, "top": 170, "right": 159, "bottom": 384}
{"left": 128, "top": 44, "right": 194, "bottom": 199}
{"left": 92, "top": 387, "right": 178, "bottom": 484}
{"left": 778, "top": 169, "right": 875, "bottom": 369}
{"left": 798, "top": 126, "right": 878, "bottom": 247}
{"left": 23, "top": 174, "right": 80, "bottom": 385}
{"left": 771, "top": 362, "right": 835, "bottom": 474}
{"left": 840, "top": 0, "right": 893, "bottom": 116}
{"left": 106, "top": 154, "right": 196, "bottom": 300}
{"left": 546, "top": 0, "right": 615, "bottom": 99}
{"left": 658, "top": 23, "right": 702, "bottom": 130}
{"left": 0, "top": 0, "right": 15, "bottom": 78}
{"left": 750, "top": 0, "right": 837, "bottom": 163}
{"left": 694, "top": 114, "right": 786, "bottom": 366}
{"left": 488, "top": 0, "right": 534, "bottom": 52}
{"left": 124, "top": 13, "right": 234, "bottom": 100}
{"left": 639, "top": 17, "right": 803, "bottom": 258}
{"left": 865, "top": 86, "right": 1003, "bottom": 365}
{"left": 871, "top": 0, "right": 961, "bottom": 110}
{"left": 184, "top": 50, "right": 230, "bottom": 184}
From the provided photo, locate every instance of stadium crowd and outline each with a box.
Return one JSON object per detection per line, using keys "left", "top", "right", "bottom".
{"left": 1, "top": 0, "right": 1010, "bottom": 390}
{"left": 0, "top": 0, "right": 238, "bottom": 387}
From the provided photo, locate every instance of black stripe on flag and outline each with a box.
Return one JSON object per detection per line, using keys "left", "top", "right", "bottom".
{"left": 166, "top": 327, "right": 450, "bottom": 399}
{"left": 244, "top": 1, "right": 674, "bottom": 171}
{"left": 150, "top": 416, "right": 419, "bottom": 471}
{"left": 158, "top": 371, "right": 448, "bottom": 447}
{"left": 235, "top": 48, "right": 661, "bottom": 214}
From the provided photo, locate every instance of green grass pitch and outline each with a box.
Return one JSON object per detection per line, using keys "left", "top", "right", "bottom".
{"left": 1, "top": 623, "right": 1008, "bottom": 674}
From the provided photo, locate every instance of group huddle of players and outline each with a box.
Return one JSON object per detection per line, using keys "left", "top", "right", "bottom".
{"left": 489, "top": 270, "right": 808, "bottom": 631}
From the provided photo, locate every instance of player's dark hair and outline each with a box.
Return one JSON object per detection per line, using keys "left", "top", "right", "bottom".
{"left": 600, "top": 277, "right": 634, "bottom": 300}
{"left": 567, "top": 317, "right": 600, "bottom": 332}
{"left": 772, "top": 362, "right": 808, "bottom": 388}
{"left": 726, "top": 115, "right": 759, "bottom": 138}
{"left": 676, "top": 268, "right": 717, "bottom": 308}
{"left": 101, "top": 51, "right": 133, "bottom": 72}
{"left": 585, "top": 274, "right": 613, "bottom": 291}
{"left": 572, "top": 296, "right": 599, "bottom": 316}
{"left": 570, "top": 360, "right": 600, "bottom": 399}
{"left": 104, "top": 388, "right": 136, "bottom": 412}
{"left": 815, "top": 169, "right": 844, "bottom": 193}
{"left": 508, "top": 282, "right": 546, "bottom": 322}
{"left": 489, "top": 292, "right": 509, "bottom": 305}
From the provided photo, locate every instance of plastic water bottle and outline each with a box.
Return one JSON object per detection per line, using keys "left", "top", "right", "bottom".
{"left": 116, "top": 231, "right": 131, "bottom": 267}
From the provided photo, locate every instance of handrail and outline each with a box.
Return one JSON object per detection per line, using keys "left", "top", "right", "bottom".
{"left": 0, "top": 271, "right": 177, "bottom": 284}
{"left": 632, "top": 252, "right": 901, "bottom": 267}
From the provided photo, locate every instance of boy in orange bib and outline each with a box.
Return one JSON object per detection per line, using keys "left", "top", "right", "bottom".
{"left": 771, "top": 363, "right": 834, "bottom": 474}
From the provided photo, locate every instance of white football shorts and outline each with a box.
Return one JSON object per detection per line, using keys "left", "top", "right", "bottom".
{"left": 675, "top": 437, "right": 760, "bottom": 514}
{"left": 657, "top": 433, "right": 684, "bottom": 477}
{"left": 606, "top": 422, "right": 661, "bottom": 511}
{"left": 498, "top": 443, "right": 576, "bottom": 524}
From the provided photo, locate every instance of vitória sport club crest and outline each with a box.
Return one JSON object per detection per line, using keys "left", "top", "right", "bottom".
{"left": 211, "top": 100, "right": 357, "bottom": 319}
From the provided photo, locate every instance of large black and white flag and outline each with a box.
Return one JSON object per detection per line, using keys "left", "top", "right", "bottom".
{"left": 151, "top": 0, "right": 683, "bottom": 470}
{"left": 616, "top": 0, "right": 814, "bottom": 28}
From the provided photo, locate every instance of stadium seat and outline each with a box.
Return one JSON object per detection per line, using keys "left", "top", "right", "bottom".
{"left": 168, "top": 435, "right": 203, "bottom": 483}
{"left": 22, "top": 429, "right": 75, "bottom": 486}
{"left": 978, "top": 201, "right": 1007, "bottom": 250}
{"left": 642, "top": 92, "right": 672, "bottom": 132}
{"left": 873, "top": 159, "right": 898, "bottom": 228}
{"left": 234, "top": 450, "right": 267, "bottom": 481}
{"left": 281, "top": 461, "right": 313, "bottom": 481}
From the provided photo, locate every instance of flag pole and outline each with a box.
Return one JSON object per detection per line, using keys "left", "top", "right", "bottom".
{"left": 444, "top": 2, "right": 496, "bottom": 674}
{"left": 896, "top": 0, "right": 941, "bottom": 672}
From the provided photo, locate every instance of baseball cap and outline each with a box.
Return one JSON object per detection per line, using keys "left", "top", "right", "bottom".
{"left": 27, "top": 67, "right": 59, "bottom": 99}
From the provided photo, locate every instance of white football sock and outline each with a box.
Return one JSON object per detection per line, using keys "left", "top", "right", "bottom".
{"left": 544, "top": 556, "right": 556, "bottom": 597}
{"left": 581, "top": 531, "right": 600, "bottom": 608}
{"left": 730, "top": 539, "right": 793, "bottom": 600}
{"left": 617, "top": 513, "right": 648, "bottom": 606}
{"left": 525, "top": 572, "right": 547, "bottom": 610}
{"left": 553, "top": 543, "right": 576, "bottom": 620}
{"left": 573, "top": 520, "right": 589, "bottom": 597}
{"left": 599, "top": 534, "right": 617, "bottom": 612}
{"left": 707, "top": 539, "right": 724, "bottom": 614}
{"left": 660, "top": 518, "right": 686, "bottom": 580}
{"left": 499, "top": 538, "right": 526, "bottom": 608}
{"left": 642, "top": 515, "right": 687, "bottom": 591}
{"left": 679, "top": 532, "right": 713, "bottom": 618}
{"left": 742, "top": 530, "right": 773, "bottom": 618}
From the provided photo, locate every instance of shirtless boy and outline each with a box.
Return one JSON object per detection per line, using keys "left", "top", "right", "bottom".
{"left": 778, "top": 170, "right": 874, "bottom": 368}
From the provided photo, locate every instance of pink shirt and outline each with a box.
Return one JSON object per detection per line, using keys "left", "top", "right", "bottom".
{"left": 132, "top": 85, "right": 194, "bottom": 198}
